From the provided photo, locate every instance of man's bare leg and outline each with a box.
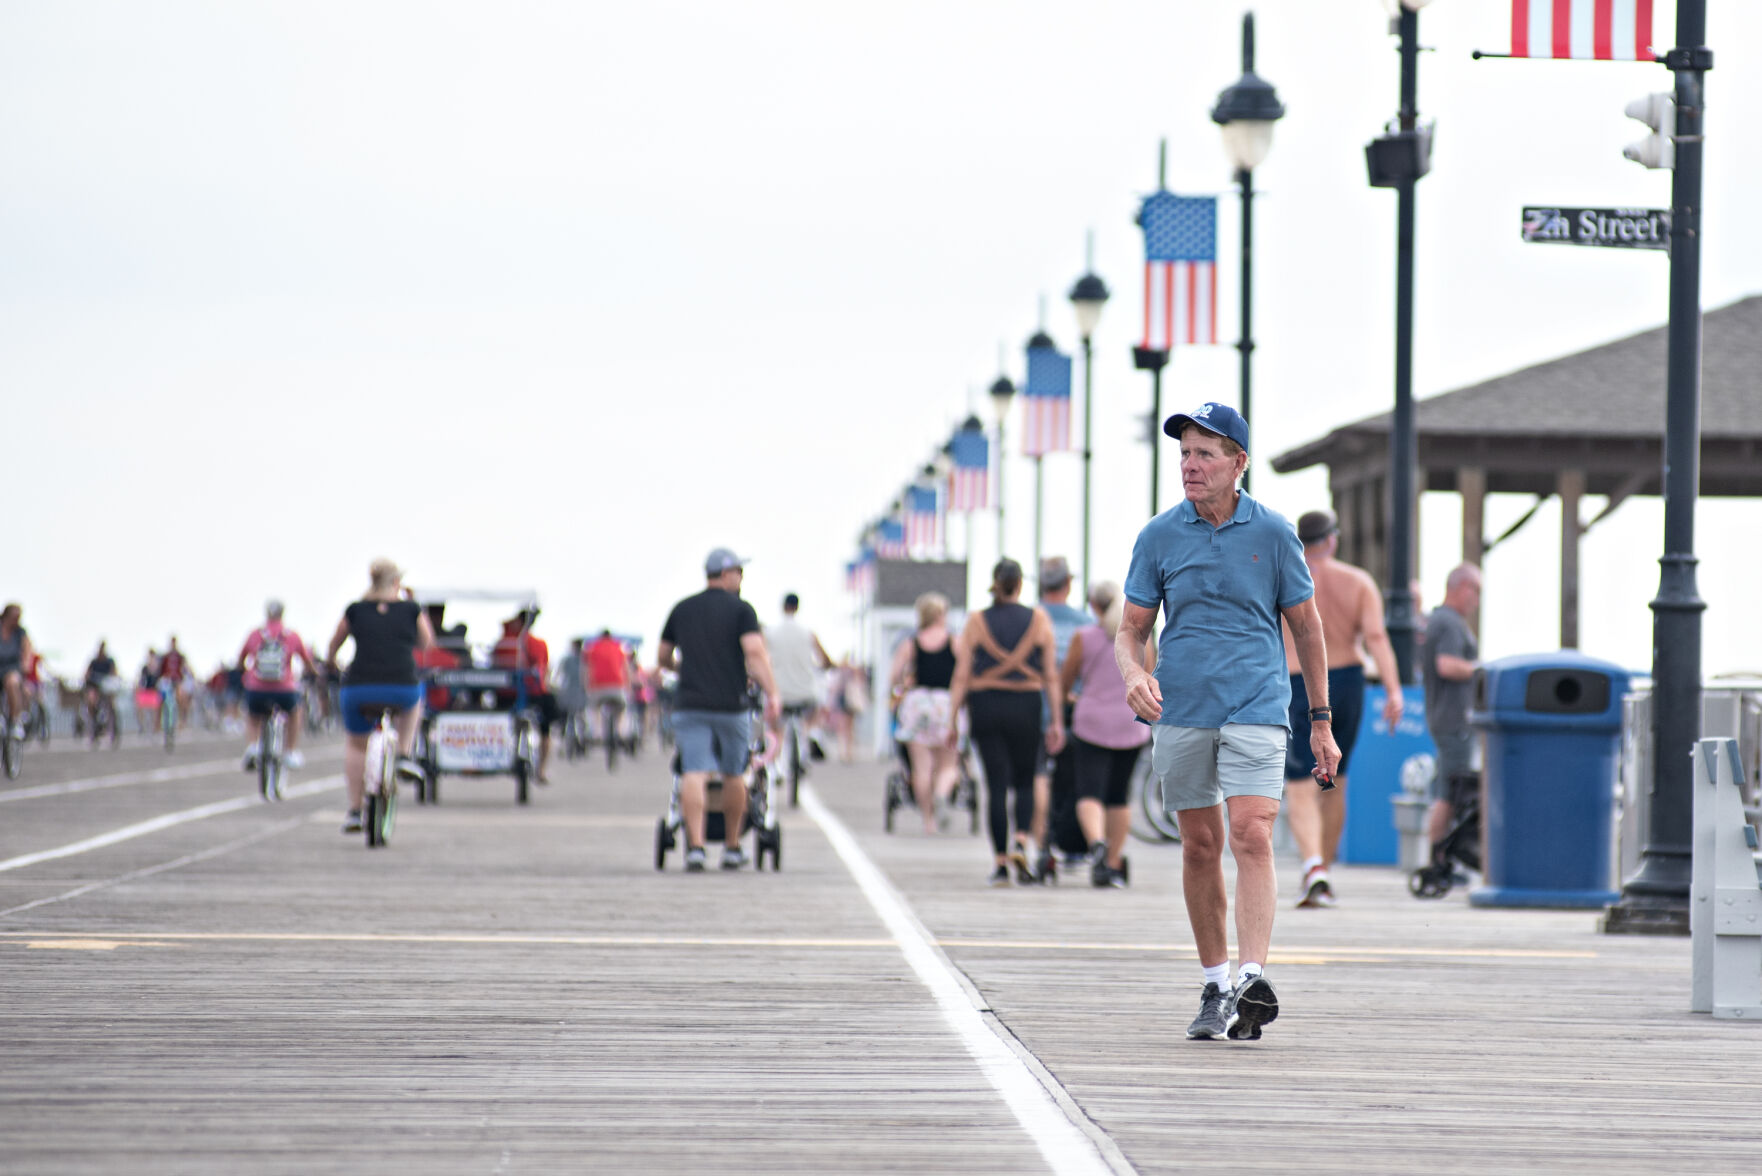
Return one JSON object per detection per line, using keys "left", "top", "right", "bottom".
{"left": 1227, "top": 795, "right": 1281, "bottom": 966}
{"left": 681, "top": 771, "right": 711, "bottom": 848}
{"left": 1178, "top": 805, "right": 1229, "bottom": 967}
{"left": 721, "top": 773, "right": 748, "bottom": 850}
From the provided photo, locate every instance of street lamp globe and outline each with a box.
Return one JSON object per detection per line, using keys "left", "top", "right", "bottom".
{"left": 1211, "top": 14, "right": 1286, "bottom": 174}
{"left": 1068, "top": 273, "right": 1110, "bottom": 341}
{"left": 989, "top": 375, "right": 1016, "bottom": 423}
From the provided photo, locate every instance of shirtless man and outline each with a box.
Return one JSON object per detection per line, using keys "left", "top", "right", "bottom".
{"left": 1280, "top": 510, "right": 1403, "bottom": 908}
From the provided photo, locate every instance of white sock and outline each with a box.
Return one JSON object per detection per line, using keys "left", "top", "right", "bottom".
{"left": 1238, "top": 962, "right": 1264, "bottom": 985}
{"left": 1301, "top": 855, "right": 1324, "bottom": 874}
{"left": 1202, "top": 963, "right": 1230, "bottom": 990}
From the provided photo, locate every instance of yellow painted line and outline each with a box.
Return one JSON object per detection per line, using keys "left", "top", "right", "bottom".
{"left": 935, "top": 938, "right": 1598, "bottom": 960}
{"left": 23, "top": 939, "right": 173, "bottom": 951}
{"left": 0, "top": 931, "right": 898, "bottom": 949}
{"left": 0, "top": 930, "right": 1596, "bottom": 960}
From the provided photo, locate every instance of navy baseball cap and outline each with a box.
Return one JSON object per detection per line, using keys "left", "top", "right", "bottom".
{"left": 1164, "top": 402, "right": 1250, "bottom": 452}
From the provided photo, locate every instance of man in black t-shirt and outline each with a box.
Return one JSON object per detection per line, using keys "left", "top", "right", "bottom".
{"left": 658, "top": 548, "right": 782, "bottom": 872}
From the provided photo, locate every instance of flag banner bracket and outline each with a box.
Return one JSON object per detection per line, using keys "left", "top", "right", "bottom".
{"left": 1472, "top": 49, "right": 1660, "bottom": 63}
{"left": 1663, "top": 47, "right": 1714, "bottom": 72}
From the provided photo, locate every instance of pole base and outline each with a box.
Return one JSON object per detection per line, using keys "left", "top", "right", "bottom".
{"left": 1600, "top": 897, "right": 1690, "bottom": 937}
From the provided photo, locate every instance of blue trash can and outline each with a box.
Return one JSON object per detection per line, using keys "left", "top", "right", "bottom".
{"left": 1469, "top": 651, "right": 1630, "bottom": 909}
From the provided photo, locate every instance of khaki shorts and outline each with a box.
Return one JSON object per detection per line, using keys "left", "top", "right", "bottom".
{"left": 1151, "top": 724, "right": 1287, "bottom": 813}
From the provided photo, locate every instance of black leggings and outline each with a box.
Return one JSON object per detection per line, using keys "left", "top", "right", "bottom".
{"left": 1072, "top": 736, "right": 1144, "bottom": 808}
{"left": 968, "top": 691, "right": 1042, "bottom": 856}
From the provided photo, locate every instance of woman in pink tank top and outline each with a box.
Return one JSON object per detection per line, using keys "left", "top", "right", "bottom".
{"left": 1061, "top": 583, "right": 1156, "bottom": 887}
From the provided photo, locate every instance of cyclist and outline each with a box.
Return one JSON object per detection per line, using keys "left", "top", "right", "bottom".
{"left": 768, "top": 593, "right": 831, "bottom": 776}
{"left": 135, "top": 650, "right": 161, "bottom": 734}
{"left": 158, "top": 636, "right": 193, "bottom": 728}
{"left": 83, "top": 640, "right": 121, "bottom": 747}
{"left": 326, "top": 559, "right": 435, "bottom": 834}
{"left": 584, "top": 629, "right": 629, "bottom": 760}
{"left": 0, "top": 603, "right": 35, "bottom": 740}
{"left": 491, "top": 608, "right": 556, "bottom": 784}
{"left": 240, "top": 600, "right": 321, "bottom": 771}
{"left": 553, "top": 637, "right": 587, "bottom": 751}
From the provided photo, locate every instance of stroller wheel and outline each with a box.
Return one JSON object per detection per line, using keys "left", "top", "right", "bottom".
{"left": 1408, "top": 868, "right": 1448, "bottom": 899}
{"left": 655, "top": 817, "right": 673, "bottom": 871}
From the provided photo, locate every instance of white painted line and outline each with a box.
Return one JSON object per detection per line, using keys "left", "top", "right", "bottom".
{"left": 0, "top": 758, "right": 242, "bottom": 803}
{"left": 798, "top": 783, "right": 1125, "bottom": 1176}
{"left": 0, "top": 775, "right": 342, "bottom": 874}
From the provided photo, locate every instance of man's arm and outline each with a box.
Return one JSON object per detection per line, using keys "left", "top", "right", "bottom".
{"left": 1036, "top": 610, "right": 1064, "bottom": 752}
{"left": 1114, "top": 602, "right": 1162, "bottom": 721}
{"left": 740, "top": 631, "right": 782, "bottom": 723}
{"left": 1060, "top": 630, "right": 1084, "bottom": 698}
{"left": 1282, "top": 597, "right": 1342, "bottom": 780}
{"left": 810, "top": 632, "right": 832, "bottom": 670}
{"left": 655, "top": 640, "right": 678, "bottom": 672}
{"left": 1357, "top": 572, "right": 1404, "bottom": 728}
{"left": 1436, "top": 654, "right": 1478, "bottom": 681}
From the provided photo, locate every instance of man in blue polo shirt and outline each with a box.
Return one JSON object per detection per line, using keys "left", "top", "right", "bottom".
{"left": 1117, "top": 402, "right": 1340, "bottom": 1043}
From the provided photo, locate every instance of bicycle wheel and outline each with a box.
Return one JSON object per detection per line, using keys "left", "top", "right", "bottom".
{"left": 603, "top": 706, "right": 618, "bottom": 771}
{"left": 32, "top": 700, "right": 49, "bottom": 746}
{"left": 787, "top": 728, "right": 801, "bottom": 809}
{"left": 1129, "top": 757, "right": 1181, "bottom": 843}
{"left": 258, "top": 723, "right": 275, "bottom": 800}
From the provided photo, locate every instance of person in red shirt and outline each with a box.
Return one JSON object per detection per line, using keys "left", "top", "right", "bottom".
{"left": 158, "top": 636, "right": 194, "bottom": 728}
{"left": 239, "top": 601, "right": 321, "bottom": 770}
{"left": 492, "top": 609, "right": 556, "bottom": 783}
{"left": 585, "top": 630, "right": 630, "bottom": 752}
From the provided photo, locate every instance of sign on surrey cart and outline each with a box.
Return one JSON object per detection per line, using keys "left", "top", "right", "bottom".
{"left": 1521, "top": 207, "right": 1670, "bottom": 251}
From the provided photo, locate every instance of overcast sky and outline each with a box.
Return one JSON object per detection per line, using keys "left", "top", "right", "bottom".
{"left": 3, "top": 0, "right": 1759, "bottom": 680}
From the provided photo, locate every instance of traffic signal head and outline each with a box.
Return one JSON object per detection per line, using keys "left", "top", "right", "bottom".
{"left": 1623, "top": 93, "right": 1675, "bottom": 170}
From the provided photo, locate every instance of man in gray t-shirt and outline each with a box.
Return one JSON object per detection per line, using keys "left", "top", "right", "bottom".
{"left": 1420, "top": 564, "right": 1482, "bottom": 844}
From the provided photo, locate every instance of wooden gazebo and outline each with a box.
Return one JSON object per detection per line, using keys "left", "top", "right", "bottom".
{"left": 1271, "top": 295, "right": 1762, "bottom": 647}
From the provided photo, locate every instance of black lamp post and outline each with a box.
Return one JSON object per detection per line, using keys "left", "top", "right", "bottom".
{"left": 1069, "top": 236, "right": 1110, "bottom": 593}
{"left": 1364, "top": 0, "right": 1438, "bottom": 686}
{"left": 1211, "top": 11, "right": 1285, "bottom": 494}
{"left": 989, "top": 374, "right": 1017, "bottom": 558}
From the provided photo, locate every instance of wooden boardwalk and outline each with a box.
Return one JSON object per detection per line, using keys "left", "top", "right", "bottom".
{"left": 1, "top": 738, "right": 1757, "bottom": 1174}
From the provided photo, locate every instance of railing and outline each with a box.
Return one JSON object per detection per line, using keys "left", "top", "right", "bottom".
{"left": 1691, "top": 737, "right": 1762, "bottom": 1019}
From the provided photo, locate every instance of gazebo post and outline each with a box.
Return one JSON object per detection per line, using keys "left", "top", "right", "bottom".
{"left": 1458, "top": 466, "right": 1486, "bottom": 633}
{"left": 1558, "top": 469, "right": 1585, "bottom": 649}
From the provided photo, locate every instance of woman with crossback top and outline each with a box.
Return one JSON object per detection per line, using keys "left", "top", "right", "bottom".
{"left": 947, "top": 558, "right": 1065, "bottom": 887}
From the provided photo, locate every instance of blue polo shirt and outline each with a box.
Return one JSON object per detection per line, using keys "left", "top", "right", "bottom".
{"left": 1123, "top": 492, "right": 1312, "bottom": 729}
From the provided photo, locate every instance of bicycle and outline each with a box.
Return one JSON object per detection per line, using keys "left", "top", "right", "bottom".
{"left": 2, "top": 711, "right": 21, "bottom": 779}
{"left": 258, "top": 707, "right": 289, "bottom": 801}
{"left": 158, "top": 679, "right": 179, "bottom": 752}
{"left": 779, "top": 702, "right": 813, "bottom": 808}
{"left": 362, "top": 708, "right": 401, "bottom": 848}
{"left": 561, "top": 706, "right": 589, "bottom": 761}
{"left": 84, "top": 681, "right": 121, "bottom": 748}
{"left": 25, "top": 693, "right": 50, "bottom": 746}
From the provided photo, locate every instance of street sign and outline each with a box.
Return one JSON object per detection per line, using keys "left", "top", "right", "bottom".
{"left": 1522, "top": 207, "right": 1670, "bottom": 251}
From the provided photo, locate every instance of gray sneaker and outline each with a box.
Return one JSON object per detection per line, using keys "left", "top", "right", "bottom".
{"left": 721, "top": 846, "right": 747, "bottom": 871}
{"left": 341, "top": 810, "right": 362, "bottom": 834}
{"left": 1187, "top": 983, "right": 1228, "bottom": 1040}
{"left": 1225, "top": 974, "right": 1280, "bottom": 1041}
{"left": 684, "top": 847, "right": 707, "bottom": 872}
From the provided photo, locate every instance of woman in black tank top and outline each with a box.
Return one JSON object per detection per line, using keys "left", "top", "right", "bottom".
{"left": 888, "top": 592, "right": 961, "bottom": 834}
{"left": 947, "top": 559, "right": 1065, "bottom": 886}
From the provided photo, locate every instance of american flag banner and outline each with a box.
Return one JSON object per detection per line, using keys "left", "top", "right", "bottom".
{"left": 1138, "top": 192, "right": 1218, "bottom": 349}
{"left": 856, "top": 547, "right": 877, "bottom": 596}
{"left": 946, "top": 427, "right": 990, "bottom": 511}
{"left": 844, "top": 560, "right": 859, "bottom": 595}
{"left": 904, "top": 486, "right": 942, "bottom": 553}
{"left": 1511, "top": 0, "right": 1653, "bottom": 61}
{"left": 1021, "top": 340, "right": 1073, "bottom": 457}
{"left": 875, "top": 519, "right": 908, "bottom": 559}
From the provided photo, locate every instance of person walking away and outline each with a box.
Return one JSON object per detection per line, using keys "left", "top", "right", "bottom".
{"left": 1061, "top": 582, "right": 1153, "bottom": 887}
{"left": 656, "top": 549, "right": 782, "bottom": 871}
{"left": 769, "top": 592, "right": 832, "bottom": 773}
{"left": 584, "top": 629, "right": 630, "bottom": 761}
{"left": 1032, "top": 556, "right": 1093, "bottom": 876}
{"left": 1280, "top": 510, "right": 1404, "bottom": 909}
{"left": 1422, "top": 564, "right": 1482, "bottom": 852}
{"left": 326, "top": 559, "right": 435, "bottom": 833}
{"left": 1118, "top": 403, "right": 1340, "bottom": 1042}
{"left": 240, "top": 600, "right": 321, "bottom": 771}
{"left": 947, "top": 559, "right": 1064, "bottom": 886}
{"left": 888, "top": 592, "right": 961, "bottom": 833}
{"left": 0, "top": 604, "right": 36, "bottom": 741}
{"left": 493, "top": 609, "right": 558, "bottom": 783}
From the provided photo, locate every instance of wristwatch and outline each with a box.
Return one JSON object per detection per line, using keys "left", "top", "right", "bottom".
{"left": 1307, "top": 707, "right": 1333, "bottom": 722}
